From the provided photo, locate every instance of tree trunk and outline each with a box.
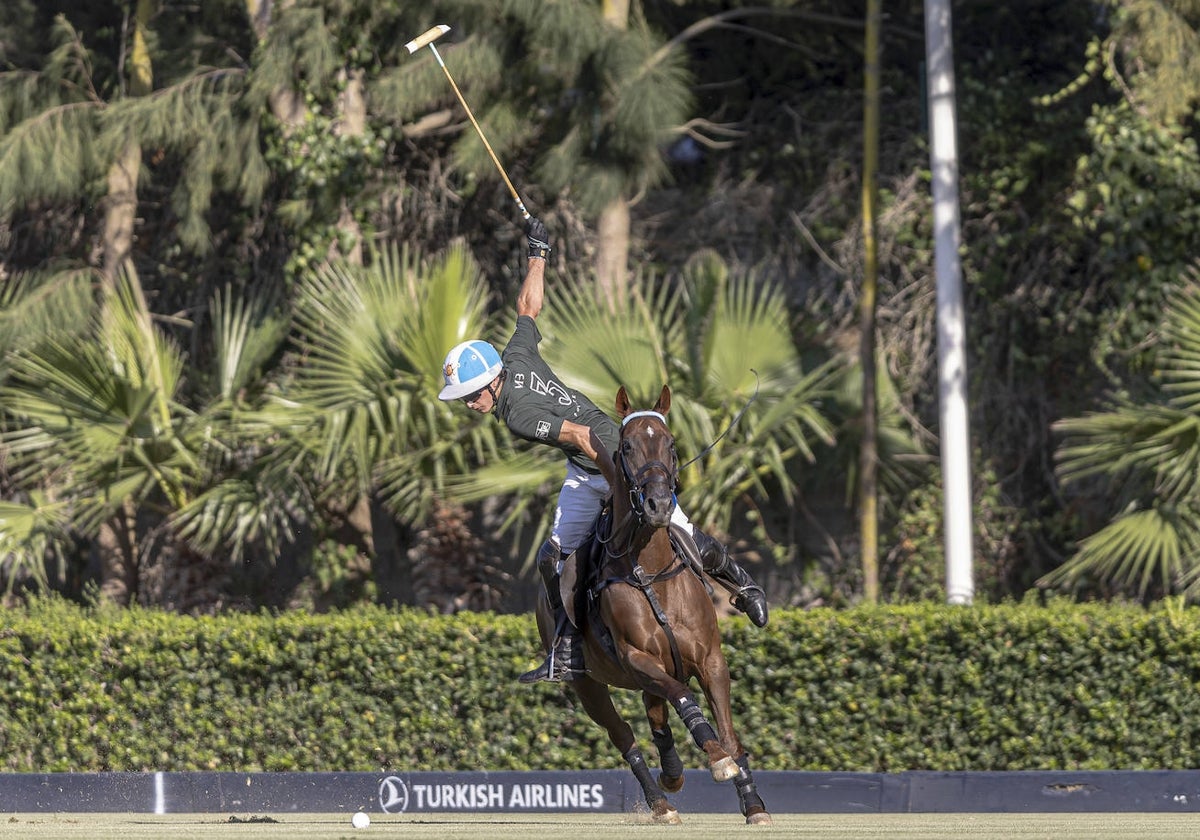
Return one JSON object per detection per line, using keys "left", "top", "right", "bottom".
{"left": 601, "top": 1, "right": 631, "bottom": 25}
{"left": 101, "top": 140, "right": 141, "bottom": 281}
{"left": 97, "top": 501, "right": 140, "bottom": 604}
{"left": 858, "top": 0, "right": 881, "bottom": 604}
{"left": 97, "top": 1, "right": 156, "bottom": 602}
{"left": 100, "top": 0, "right": 155, "bottom": 281}
{"left": 595, "top": 199, "right": 630, "bottom": 309}
{"left": 245, "top": 0, "right": 273, "bottom": 41}
{"left": 594, "top": 0, "right": 632, "bottom": 309}
{"left": 332, "top": 67, "right": 366, "bottom": 265}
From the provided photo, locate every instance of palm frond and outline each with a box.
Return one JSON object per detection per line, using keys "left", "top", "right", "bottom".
{"left": 1054, "top": 403, "right": 1200, "bottom": 501}
{"left": 282, "top": 241, "right": 513, "bottom": 521}
{"left": 0, "top": 269, "right": 96, "bottom": 374}
{"left": 0, "top": 496, "right": 73, "bottom": 591}
{"left": 0, "top": 270, "right": 198, "bottom": 522}
{"left": 1039, "top": 505, "right": 1197, "bottom": 597}
{"left": 210, "top": 283, "right": 288, "bottom": 404}
{"left": 172, "top": 465, "right": 311, "bottom": 564}
{"left": 1160, "top": 270, "right": 1200, "bottom": 410}
{"left": 536, "top": 268, "right": 682, "bottom": 409}
{"left": 393, "top": 242, "right": 492, "bottom": 393}
{"left": 0, "top": 96, "right": 103, "bottom": 205}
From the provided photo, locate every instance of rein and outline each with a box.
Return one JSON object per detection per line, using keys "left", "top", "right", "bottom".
{"left": 677, "top": 370, "right": 760, "bottom": 472}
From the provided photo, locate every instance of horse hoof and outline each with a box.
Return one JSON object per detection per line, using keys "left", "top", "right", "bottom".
{"left": 651, "top": 802, "right": 682, "bottom": 825}
{"left": 657, "top": 772, "right": 684, "bottom": 794}
{"left": 709, "top": 756, "right": 739, "bottom": 782}
{"left": 746, "top": 811, "right": 773, "bottom": 826}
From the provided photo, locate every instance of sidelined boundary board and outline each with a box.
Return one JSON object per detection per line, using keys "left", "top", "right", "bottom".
{"left": 2, "top": 770, "right": 1200, "bottom": 815}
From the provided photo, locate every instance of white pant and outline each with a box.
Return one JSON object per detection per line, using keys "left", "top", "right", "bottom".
{"left": 551, "top": 460, "right": 693, "bottom": 554}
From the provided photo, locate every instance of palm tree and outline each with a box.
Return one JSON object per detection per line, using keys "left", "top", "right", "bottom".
{"left": 0, "top": 271, "right": 98, "bottom": 592}
{"left": 226, "top": 241, "right": 520, "bottom": 604}
{"left": 0, "top": 268, "right": 298, "bottom": 605}
{"left": 168, "top": 283, "right": 296, "bottom": 569}
{"left": 1046, "top": 268, "right": 1200, "bottom": 599}
{"left": 0, "top": 270, "right": 201, "bottom": 602}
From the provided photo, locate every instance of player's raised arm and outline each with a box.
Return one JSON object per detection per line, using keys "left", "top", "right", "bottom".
{"left": 515, "top": 217, "right": 550, "bottom": 319}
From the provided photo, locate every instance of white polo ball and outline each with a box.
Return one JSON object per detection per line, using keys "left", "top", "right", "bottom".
{"left": 351, "top": 811, "right": 370, "bottom": 828}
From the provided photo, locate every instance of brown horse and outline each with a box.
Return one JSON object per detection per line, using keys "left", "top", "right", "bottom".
{"left": 534, "top": 385, "right": 771, "bottom": 825}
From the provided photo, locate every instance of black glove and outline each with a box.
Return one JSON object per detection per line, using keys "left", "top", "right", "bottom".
{"left": 526, "top": 217, "right": 551, "bottom": 260}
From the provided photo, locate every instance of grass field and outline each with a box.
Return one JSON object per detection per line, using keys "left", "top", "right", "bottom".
{"left": 1, "top": 812, "right": 1197, "bottom": 840}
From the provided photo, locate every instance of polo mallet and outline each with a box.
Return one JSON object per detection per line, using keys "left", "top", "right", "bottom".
{"left": 404, "top": 24, "right": 531, "bottom": 220}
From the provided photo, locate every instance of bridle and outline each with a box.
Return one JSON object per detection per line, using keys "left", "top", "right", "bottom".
{"left": 616, "top": 410, "right": 679, "bottom": 526}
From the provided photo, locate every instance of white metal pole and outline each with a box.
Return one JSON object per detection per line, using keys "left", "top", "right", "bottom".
{"left": 925, "top": 0, "right": 975, "bottom": 605}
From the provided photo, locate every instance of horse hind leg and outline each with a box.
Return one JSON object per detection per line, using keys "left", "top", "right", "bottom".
{"left": 572, "top": 681, "right": 679, "bottom": 824}
{"left": 732, "top": 753, "right": 772, "bottom": 825}
{"left": 623, "top": 746, "right": 681, "bottom": 825}
{"left": 652, "top": 726, "right": 685, "bottom": 793}
{"left": 670, "top": 692, "right": 738, "bottom": 782}
{"left": 644, "top": 696, "right": 684, "bottom": 793}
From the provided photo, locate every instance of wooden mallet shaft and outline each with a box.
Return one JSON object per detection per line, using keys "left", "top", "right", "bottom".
{"left": 403, "top": 24, "right": 530, "bottom": 220}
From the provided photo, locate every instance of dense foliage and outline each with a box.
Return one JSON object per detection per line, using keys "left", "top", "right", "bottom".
{"left": 2, "top": 1, "right": 1200, "bottom": 610}
{"left": 3, "top": 599, "right": 1200, "bottom": 772}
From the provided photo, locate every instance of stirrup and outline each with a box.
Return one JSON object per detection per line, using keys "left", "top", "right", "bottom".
{"left": 518, "top": 633, "right": 585, "bottom": 684}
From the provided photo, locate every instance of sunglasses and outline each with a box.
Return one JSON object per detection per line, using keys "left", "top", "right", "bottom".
{"left": 461, "top": 387, "right": 486, "bottom": 404}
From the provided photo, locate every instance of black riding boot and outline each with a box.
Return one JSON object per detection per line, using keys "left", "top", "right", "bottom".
{"left": 518, "top": 542, "right": 585, "bottom": 684}
{"left": 694, "top": 530, "right": 769, "bottom": 627}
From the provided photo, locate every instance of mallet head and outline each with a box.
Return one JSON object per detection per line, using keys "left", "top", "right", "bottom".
{"left": 405, "top": 24, "right": 450, "bottom": 54}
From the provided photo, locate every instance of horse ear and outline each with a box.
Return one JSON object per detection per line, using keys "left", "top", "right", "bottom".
{"left": 615, "top": 386, "right": 631, "bottom": 418}
{"left": 654, "top": 385, "right": 671, "bottom": 416}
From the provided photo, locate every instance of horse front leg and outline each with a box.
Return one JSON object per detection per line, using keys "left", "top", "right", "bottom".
{"left": 695, "top": 650, "right": 743, "bottom": 762}
{"left": 643, "top": 695, "right": 684, "bottom": 793}
{"left": 731, "top": 753, "right": 772, "bottom": 825}
{"left": 695, "top": 652, "right": 772, "bottom": 825}
{"left": 670, "top": 691, "right": 738, "bottom": 782}
{"left": 621, "top": 648, "right": 736, "bottom": 782}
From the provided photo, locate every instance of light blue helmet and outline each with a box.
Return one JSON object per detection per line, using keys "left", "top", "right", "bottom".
{"left": 438, "top": 340, "right": 503, "bottom": 401}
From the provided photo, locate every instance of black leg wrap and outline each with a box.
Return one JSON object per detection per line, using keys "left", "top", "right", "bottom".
{"left": 624, "top": 747, "right": 652, "bottom": 785}
{"left": 623, "top": 746, "right": 665, "bottom": 806}
{"left": 733, "top": 754, "right": 765, "bottom": 817}
{"left": 671, "top": 694, "right": 717, "bottom": 748}
{"left": 652, "top": 727, "right": 684, "bottom": 780}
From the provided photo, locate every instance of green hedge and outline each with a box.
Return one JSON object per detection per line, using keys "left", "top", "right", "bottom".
{"left": 2, "top": 598, "right": 1199, "bottom": 772}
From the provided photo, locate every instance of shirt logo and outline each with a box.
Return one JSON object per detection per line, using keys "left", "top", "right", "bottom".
{"left": 535, "top": 420, "right": 551, "bottom": 439}
{"left": 530, "top": 371, "right": 573, "bottom": 407}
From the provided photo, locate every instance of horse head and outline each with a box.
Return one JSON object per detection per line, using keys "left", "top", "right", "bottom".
{"left": 614, "top": 385, "right": 678, "bottom": 529}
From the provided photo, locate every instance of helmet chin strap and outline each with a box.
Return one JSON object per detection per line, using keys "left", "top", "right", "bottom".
{"left": 485, "top": 370, "right": 506, "bottom": 406}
